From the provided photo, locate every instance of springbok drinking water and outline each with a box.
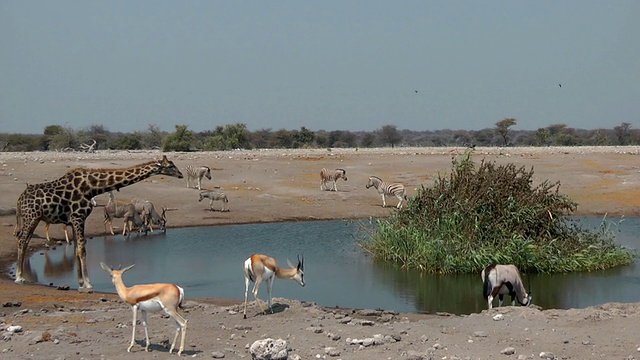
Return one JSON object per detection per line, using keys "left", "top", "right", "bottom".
{"left": 243, "top": 254, "right": 305, "bottom": 318}
{"left": 481, "top": 264, "right": 532, "bottom": 309}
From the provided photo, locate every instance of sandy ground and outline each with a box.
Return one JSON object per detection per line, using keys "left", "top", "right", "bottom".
{"left": 1, "top": 146, "right": 640, "bottom": 359}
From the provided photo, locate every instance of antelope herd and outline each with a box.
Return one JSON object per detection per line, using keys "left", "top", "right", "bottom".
{"left": 12, "top": 156, "right": 531, "bottom": 356}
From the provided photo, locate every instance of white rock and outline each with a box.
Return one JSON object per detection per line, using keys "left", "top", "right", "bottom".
{"left": 501, "top": 346, "right": 516, "bottom": 355}
{"left": 6, "top": 325, "right": 22, "bottom": 333}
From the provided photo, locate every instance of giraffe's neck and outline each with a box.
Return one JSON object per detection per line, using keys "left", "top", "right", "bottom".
{"left": 68, "top": 161, "right": 161, "bottom": 198}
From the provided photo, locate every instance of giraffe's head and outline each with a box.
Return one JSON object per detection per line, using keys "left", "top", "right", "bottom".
{"left": 154, "top": 156, "right": 184, "bottom": 179}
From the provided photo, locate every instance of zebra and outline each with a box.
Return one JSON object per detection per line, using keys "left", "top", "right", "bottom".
{"left": 320, "top": 168, "right": 348, "bottom": 191}
{"left": 198, "top": 190, "right": 229, "bottom": 212}
{"left": 365, "top": 175, "right": 407, "bottom": 209}
{"left": 185, "top": 165, "right": 212, "bottom": 190}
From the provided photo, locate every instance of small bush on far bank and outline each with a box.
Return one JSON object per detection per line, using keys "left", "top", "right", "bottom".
{"left": 359, "top": 149, "right": 635, "bottom": 274}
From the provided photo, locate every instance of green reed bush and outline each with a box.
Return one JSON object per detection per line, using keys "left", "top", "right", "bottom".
{"left": 360, "top": 149, "right": 635, "bottom": 273}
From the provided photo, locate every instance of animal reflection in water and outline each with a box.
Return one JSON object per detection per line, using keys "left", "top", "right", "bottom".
{"left": 43, "top": 243, "right": 76, "bottom": 280}
{"left": 481, "top": 264, "right": 532, "bottom": 309}
{"left": 14, "top": 258, "right": 38, "bottom": 283}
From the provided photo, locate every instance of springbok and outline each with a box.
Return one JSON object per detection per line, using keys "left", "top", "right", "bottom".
{"left": 243, "top": 254, "right": 305, "bottom": 319}
{"left": 100, "top": 262, "right": 188, "bottom": 356}
{"left": 481, "top": 264, "right": 532, "bottom": 309}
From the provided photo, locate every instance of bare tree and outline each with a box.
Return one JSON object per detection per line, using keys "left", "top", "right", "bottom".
{"left": 495, "top": 118, "right": 517, "bottom": 146}
{"left": 614, "top": 122, "right": 631, "bottom": 145}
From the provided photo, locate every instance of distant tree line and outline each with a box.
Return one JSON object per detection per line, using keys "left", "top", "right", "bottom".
{"left": 0, "top": 119, "right": 638, "bottom": 152}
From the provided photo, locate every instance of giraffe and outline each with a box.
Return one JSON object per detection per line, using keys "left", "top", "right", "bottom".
{"left": 14, "top": 155, "right": 183, "bottom": 292}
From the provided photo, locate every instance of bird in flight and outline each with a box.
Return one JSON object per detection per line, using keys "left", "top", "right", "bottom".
{"left": 414, "top": 90, "right": 419, "bottom": 93}
{"left": 558, "top": 84, "right": 562, "bottom": 88}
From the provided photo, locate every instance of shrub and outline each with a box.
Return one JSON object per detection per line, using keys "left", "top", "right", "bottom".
{"left": 360, "top": 149, "right": 635, "bottom": 273}
{"left": 162, "top": 125, "right": 195, "bottom": 152}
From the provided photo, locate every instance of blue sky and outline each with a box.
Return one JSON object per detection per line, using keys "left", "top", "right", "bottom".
{"left": 1, "top": 1, "right": 638, "bottom": 134}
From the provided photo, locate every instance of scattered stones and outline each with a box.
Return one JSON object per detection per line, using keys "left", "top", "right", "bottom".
{"left": 324, "top": 346, "right": 341, "bottom": 357}
{"left": 306, "top": 325, "right": 323, "bottom": 334}
{"left": 2, "top": 301, "right": 21, "bottom": 308}
{"left": 436, "top": 312, "right": 454, "bottom": 316}
{"left": 346, "top": 333, "right": 399, "bottom": 347}
{"left": 539, "top": 352, "right": 556, "bottom": 359}
{"left": 355, "top": 319, "right": 375, "bottom": 326}
{"left": 357, "top": 309, "right": 381, "bottom": 316}
{"left": 13, "top": 309, "right": 29, "bottom": 316}
{"left": 249, "top": 338, "right": 288, "bottom": 360}
{"left": 406, "top": 350, "right": 427, "bottom": 360}
{"left": 211, "top": 351, "right": 225, "bottom": 358}
{"left": 326, "top": 332, "right": 341, "bottom": 341}
{"left": 27, "top": 331, "right": 47, "bottom": 345}
{"left": 493, "top": 314, "right": 504, "bottom": 321}
{"left": 501, "top": 346, "right": 516, "bottom": 355}
{"left": 6, "top": 325, "right": 23, "bottom": 333}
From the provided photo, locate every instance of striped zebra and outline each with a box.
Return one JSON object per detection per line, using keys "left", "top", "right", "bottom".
{"left": 198, "top": 190, "right": 229, "bottom": 212}
{"left": 185, "top": 165, "right": 212, "bottom": 190}
{"left": 320, "top": 168, "right": 348, "bottom": 191}
{"left": 366, "top": 175, "right": 407, "bottom": 209}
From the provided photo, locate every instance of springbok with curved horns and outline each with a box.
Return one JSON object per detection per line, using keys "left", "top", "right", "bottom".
{"left": 100, "top": 262, "right": 188, "bottom": 356}
{"left": 243, "top": 254, "right": 305, "bottom": 318}
{"left": 481, "top": 264, "right": 532, "bottom": 309}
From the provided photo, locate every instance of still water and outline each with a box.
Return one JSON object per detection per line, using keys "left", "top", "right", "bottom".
{"left": 18, "top": 217, "right": 640, "bottom": 315}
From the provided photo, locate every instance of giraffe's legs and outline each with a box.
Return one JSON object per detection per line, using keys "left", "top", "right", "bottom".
{"left": 15, "top": 219, "right": 40, "bottom": 284}
{"left": 71, "top": 219, "right": 93, "bottom": 292}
